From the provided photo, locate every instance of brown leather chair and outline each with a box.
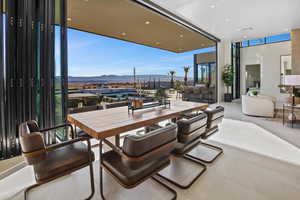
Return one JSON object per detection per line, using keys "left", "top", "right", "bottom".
{"left": 186, "top": 106, "right": 224, "bottom": 163}
{"left": 157, "top": 113, "right": 207, "bottom": 189}
{"left": 19, "top": 120, "right": 95, "bottom": 200}
{"left": 99, "top": 123, "right": 178, "bottom": 199}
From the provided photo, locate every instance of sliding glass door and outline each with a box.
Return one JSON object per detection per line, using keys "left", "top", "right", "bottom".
{"left": 0, "top": 0, "right": 68, "bottom": 160}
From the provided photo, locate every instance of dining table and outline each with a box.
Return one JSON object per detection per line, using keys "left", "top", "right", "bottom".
{"left": 67, "top": 100, "right": 208, "bottom": 196}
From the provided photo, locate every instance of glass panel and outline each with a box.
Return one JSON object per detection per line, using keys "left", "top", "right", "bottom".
{"left": 266, "top": 33, "right": 291, "bottom": 43}
{"left": 54, "top": 0, "right": 65, "bottom": 140}
{"left": 249, "top": 38, "right": 265, "bottom": 46}
{"left": 241, "top": 40, "right": 249, "bottom": 47}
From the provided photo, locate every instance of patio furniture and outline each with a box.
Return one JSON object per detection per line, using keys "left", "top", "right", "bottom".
{"left": 186, "top": 106, "right": 224, "bottom": 163}
{"left": 182, "top": 86, "right": 216, "bottom": 103}
{"left": 156, "top": 113, "right": 208, "bottom": 189}
{"left": 242, "top": 94, "right": 276, "bottom": 117}
{"left": 101, "top": 124, "right": 178, "bottom": 199}
{"left": 19, "top": 120, "right": 95, "bottom": 200}
{"left": 68, "top": 100, "right": 209, "bottom": 199}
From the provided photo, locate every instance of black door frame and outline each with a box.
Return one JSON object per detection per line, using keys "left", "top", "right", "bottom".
{"left": 0, "top": 0, "right": 68, "bottom": 160}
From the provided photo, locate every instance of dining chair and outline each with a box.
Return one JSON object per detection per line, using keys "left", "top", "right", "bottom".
{"left": 185, "top": 106, "right": 224, "bottom": 163}
{"left": 156, "top": 112, "right": 208, "bottom": 188}
{"left": 99, "top": 123, "right": 178, "bottom": 200}
{"left": 19, "top": 120, "right": 95, "bottom": 200}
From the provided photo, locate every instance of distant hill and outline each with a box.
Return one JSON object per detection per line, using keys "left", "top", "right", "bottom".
{"left": 68, "top": 74, "right": 190, "bottom": 83}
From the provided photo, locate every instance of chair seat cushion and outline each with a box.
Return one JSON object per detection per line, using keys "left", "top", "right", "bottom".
{"left": 177, "top": 126, "right": 206, "bottom": 144}
{"left": 102, "top": 150, "right": 170, "bottom": 187}
{"left": 34, "top": 142, "right": 94, "bottom": 181}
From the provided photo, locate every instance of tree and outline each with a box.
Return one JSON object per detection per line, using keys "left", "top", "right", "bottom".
{"left": 169, "top": 70, "right": 176, "bottom": 88}
{"left": 183, "top": 66, "right": 191, "bottom": 86}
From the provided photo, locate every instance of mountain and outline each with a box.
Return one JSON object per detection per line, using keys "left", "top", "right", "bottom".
{"left": 68, "top": 74, "right": 189, "bottom": 83}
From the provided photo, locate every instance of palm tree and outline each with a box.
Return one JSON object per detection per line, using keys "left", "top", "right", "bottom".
{"left": 183, "top": 66, "right": 191, "bottom": 86}
{"left": 169, "top": 70, "right": 176, "bottom": 88}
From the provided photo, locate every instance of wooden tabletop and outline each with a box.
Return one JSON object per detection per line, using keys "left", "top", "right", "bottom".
{"left": 67, "top": 100, "right": 208, "bottom": 139}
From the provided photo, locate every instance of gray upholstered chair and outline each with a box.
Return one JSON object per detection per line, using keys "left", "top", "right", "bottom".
{"left": 19, "top": 120, "right": 95, "bottom": 200}
{"left": 100, "top": 123, "right": 178, "bottom": 199}
{"left": 156, "top": 113, "right": 207, "bottom": 188}
{"left": 203, "top": 106, "right": 224, "bottom": 139}
{"left": 186, "top": 106, "right": 224, "bottom": 163}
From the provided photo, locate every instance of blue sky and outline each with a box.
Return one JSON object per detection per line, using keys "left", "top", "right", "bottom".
{"left": 67, "top": 29, "right": 215, "bottom": 77}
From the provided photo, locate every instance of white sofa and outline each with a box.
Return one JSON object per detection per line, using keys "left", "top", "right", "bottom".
{"left": 242, "top": 94, "right": 276, "bottom": 117}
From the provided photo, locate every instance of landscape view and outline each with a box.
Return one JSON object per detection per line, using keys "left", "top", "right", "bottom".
{"left": 66, "top": 28, "right": 215, "bottom": 110}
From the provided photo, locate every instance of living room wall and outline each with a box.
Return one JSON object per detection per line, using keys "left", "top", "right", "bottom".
{"left": 240, "top": 41, "right": 291, "bottom": 103}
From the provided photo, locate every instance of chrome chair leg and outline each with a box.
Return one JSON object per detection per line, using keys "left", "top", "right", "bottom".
{"left": 156, "top": 155, "right": 206, "bottom": 189}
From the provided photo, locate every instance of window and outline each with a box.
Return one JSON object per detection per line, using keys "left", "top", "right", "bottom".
{"left": 266, "top": 33, "right": 290, "bottom": 43}
{"left": 241, "top": 40, "right": 249, "bottom": 47}
{"left": 249, "top": 38, "right": 265, "bottom": 46}
{"left": 240, "top": 33, "right": 291, "bottom": 48}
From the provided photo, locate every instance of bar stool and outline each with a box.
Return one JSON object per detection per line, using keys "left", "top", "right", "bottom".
{"left": 99, "top": 123, "right": 178, "bottom": 200}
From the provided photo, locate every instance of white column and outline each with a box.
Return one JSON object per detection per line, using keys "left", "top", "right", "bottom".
{"left": 217, "top": 41, "right": 232, "bottom": 103}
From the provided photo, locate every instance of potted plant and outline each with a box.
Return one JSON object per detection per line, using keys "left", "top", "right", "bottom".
{"left": 222, "top": 64, "right": 234, "bottom": 102}
{"left": 155, "top": 88, "right": 168, "bottom": 104}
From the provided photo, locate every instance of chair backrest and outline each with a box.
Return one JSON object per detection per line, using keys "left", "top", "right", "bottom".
{"left": 176, "top": 112, "right": 207, "bottom": 147}
{"left": 19, "top": 121, "right": 46, "bottom": 165}
{"left": 204, "top": 106, "right": 224, "bottom": 130}
{"left": 177, "top": 113, "right": 207, "bottom": 136}
{"left": 122, "top": 123, "right": 177, "bottom": 168}
{"left": 68, "top": 105, "right": 101, "bottom": 114}
{"left": 106, "top": 101, "right": 128, "bottom": 109}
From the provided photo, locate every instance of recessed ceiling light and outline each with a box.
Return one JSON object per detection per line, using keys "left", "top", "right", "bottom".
{"left": 145, "top": 21, "right": 150, "bottom": 25}
{"left": 179, "top": 34, "right": 184, "bottom": 38}
{"left": 284, "top": 28, "right": 290, "bottom": 32}
{"left": 121, "top": 32, "right": 126, "bottom": 36}
{"left": 243, "top": 35, "right": 248, "bottom": 39}
{"left": 67, "top": 17, "right": 72, "bottom": 21}
{"left": 238, "top": 26, "right": 254, "bottom": 31}
{"left": 210, "top": 4, "right": 216, "bottom": 9}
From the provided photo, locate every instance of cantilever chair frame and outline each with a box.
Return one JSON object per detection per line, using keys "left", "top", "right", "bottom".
{"left": 185, "top": 115, "right": 224, "bottom": 164}
{"left": 22, "top": 124, "right": 95, "bottom": 200}
{"left": 144, "top": 120, "right": 207, "bottom": 189}
{"left": 156, "top": 124, "right": 207, "bottom": 189}
{"left": 98, "top": 138, "right": 177, "bottom": 200}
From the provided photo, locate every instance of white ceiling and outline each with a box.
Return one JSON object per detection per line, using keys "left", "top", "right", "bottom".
{"left": 150, "top": 0, "right": 300, "bottom": 42}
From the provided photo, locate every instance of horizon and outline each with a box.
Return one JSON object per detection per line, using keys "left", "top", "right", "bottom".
{"left": 67, "top": 28, "right": 215, "bottom": 77}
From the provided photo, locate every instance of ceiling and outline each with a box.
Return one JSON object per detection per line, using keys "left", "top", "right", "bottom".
{"left": 150, "top": 0, "right": 300, "bottom": 42}
{"left": 67, "top": 0, "right": 216, "bottom": 53}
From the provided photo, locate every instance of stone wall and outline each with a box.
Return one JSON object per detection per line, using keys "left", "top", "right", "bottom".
{"left": 292, "top": 29, "right": 300, "bottom": 75}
